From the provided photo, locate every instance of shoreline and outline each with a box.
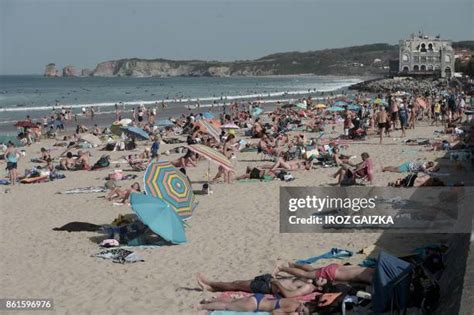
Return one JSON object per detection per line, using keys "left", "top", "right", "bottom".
{"left": 0, "top": 88, "right": 357, "bottom": 134}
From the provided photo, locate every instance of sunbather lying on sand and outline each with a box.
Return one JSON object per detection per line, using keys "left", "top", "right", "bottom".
{"left": 197, "top": 273, "right": 325, "bottom": 298}
{"left": 382, "top": 160, "right": 438, "bottom": 173}
{"left": 198, "top": 293, "right": 313, "bottom": 314}
{"left": 260, "top": 157, "right": 312, "bottom": 172}
{"left": 388, "top": 174, "right": 445, "bottom": 187}
{"left": 106, "top": 182, "right": 141, "bottom": 203}
{"left": 235, "top": 166, "right": 275, "bottom": 180}
{"left": 274, "top": 261, "right": 374, "bottom": 284}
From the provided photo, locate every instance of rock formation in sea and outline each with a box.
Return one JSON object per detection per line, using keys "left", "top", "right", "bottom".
{"left": 62, "top": 65, "right": 78, "bottom": 77}
{"left": 81, "top": 68, "right": 93, "bottom": 77}
{"left": 44, "top": 63, "right": 60, "bottom": 77}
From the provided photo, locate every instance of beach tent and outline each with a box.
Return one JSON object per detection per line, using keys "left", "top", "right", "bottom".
{"left": 372, "top": 251, "right": 413, "bottom": 313}
{"left": 120, "top": 126, "right": 150, "bottom": 140}
{"left": 130, "top": 193, "right": 187, "bottom": 244}
{"left": 143, "top": 161, "right": 195, "bottom": 219}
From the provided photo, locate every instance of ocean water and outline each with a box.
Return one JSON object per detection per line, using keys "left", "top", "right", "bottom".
{"left": 0, "top": 75, "right": 361, "bottom": 123}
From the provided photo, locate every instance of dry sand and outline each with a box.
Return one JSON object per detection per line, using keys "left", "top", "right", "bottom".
{"left": 0, "top": 122, "right": 469, "bottom": 314}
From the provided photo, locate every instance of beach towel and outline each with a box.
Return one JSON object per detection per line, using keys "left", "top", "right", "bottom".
{"left": 0, "top": 179, "right": 10, "bottom": 185}
{"left": 296, "top": 248, "right": 353, "bottom": 265}
{"left": 53, "top": 222, "right": 102, "bottom": 232}
{"left": 237, "top": 176, "right": 274, "bottom": 183}
{"left": 58, "top": 186, "right": 106, "bottom": 194}
{"left": 92, "top": 248, "right": 144, "bottom": 264}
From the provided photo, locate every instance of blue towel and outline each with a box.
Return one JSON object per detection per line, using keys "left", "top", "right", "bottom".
{"left": 296, "top": 248, "right": 353, "bottom": 265}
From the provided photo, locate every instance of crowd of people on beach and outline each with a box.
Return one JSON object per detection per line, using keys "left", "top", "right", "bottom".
{"left": 1, "top": 79, "right": 473, "bottom": 313}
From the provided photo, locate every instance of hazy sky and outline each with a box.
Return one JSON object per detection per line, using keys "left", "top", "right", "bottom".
{"left": 1, "top": 0, "right": 472, "bottom": 74}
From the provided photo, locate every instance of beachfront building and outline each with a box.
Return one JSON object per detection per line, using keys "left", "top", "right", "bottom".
{"left": 398, "top": 32, "right": 455, "bottom": 78}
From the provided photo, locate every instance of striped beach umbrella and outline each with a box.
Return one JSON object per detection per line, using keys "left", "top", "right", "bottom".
{"left": 187, "top": 144, "right": 233, "bottom": 171}
{"left": 198, "top": 120, "right": 221, "bottom": 141}
{"left": 144, "top": 161, "right": 195, "bottom": 219}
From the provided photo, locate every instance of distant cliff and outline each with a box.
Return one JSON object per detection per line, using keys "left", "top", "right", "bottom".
{"left": 90, "top": 44, "right": 399, "bottom": 77}
{"left": 46, "top": 41, "right": 473, "bottom": 77}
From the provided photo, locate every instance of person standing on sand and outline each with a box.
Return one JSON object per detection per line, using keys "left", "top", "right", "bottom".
{"left": 5, "top": 142, "right": 19, "bottom": 185}
{"left": 398, "top": 102, "right": 408, "bottom": 138}
{"left": 375, "top": 105, "right": 388, "bottom": 144}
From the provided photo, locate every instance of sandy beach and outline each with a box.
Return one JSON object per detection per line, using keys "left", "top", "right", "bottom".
{"left": 1, "top": 117, "right": 471, "bottom": 314}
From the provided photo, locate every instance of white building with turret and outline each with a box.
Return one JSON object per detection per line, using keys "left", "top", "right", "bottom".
{"left": 399, "top": 32, "right": 455, "bottom": 78}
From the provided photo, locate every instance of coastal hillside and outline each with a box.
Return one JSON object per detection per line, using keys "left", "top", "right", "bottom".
{"left": 90, "top": 43, "right": 398, "bottom": 77}
{"left": 45, "top": 41, "right": 473, "bottom": 77}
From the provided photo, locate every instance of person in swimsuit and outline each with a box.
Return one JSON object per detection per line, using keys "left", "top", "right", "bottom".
{"left": 388, "top": 174, "right": 446, "bottom": 187}
{"left": 213, "top": 135, "right": 237, "bottom": 183}
{"left": 235, "top": 166, "right": 275, "bottom": 181}
{"left": 171, "top": 151, "right": 198, "bottom": 169}
{"left": 375, "top": 106, "right": 388, "bottom": 144}
{"left": 4, "top": 142, "right": 19, "bottom": 185}
{"left": 197, "top": 271, "right": 328, "bottom": 297}
{"left": 260, "top": 157, "right": 312, "bottom": 172}
{"left": 198, "top": 292, "right": 312, "bottom": 314}
{"left": 332, "top": 152, "right": 373, "bottom": 185}
{"left": 274, "top": 260, "right": 374, "bottom": 284}
{"left": 106, "top": 182, "right": 141, "bottom": 203}
{"left": 382, "top": 161, "right": 438, "bottom": 173}
{"left": 58, "top": 152, "right": 75, "bottom": 170}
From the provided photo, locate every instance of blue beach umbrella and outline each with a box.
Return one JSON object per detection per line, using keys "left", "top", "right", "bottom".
{"left": 201, "top": 112, "right": 215, "bottom": 119}
{"left": 157, "top": 119, "right": 174, "bottom": 127}
{"left": 347, "top": 104, "right": 361, "bottom": 111}
{"left": 120, "top": 126, "right": 150, "bottom": 140}
{"left": 327, "top": 106, "right": 345, "bottom": 112}
{"left": 251, "top": 107, "right": 264, "bottom": 117}
{"left": 130, "top": 193, "right": 187, "bottom": 244}
{"left": 333, "top": 101, "right": 348, "bottom": 107}
{"left": 296, "top": 102, "right": 307, "bottom": 110}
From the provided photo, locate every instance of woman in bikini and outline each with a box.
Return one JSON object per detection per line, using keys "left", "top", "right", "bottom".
{"left": 198, "top": 293, "right": 312, "bottom": 314}
{"left": 171, "top": 150, "right": 198, "bottom": 169}
{"left": 106, "top": 182, "right": 141, "bottom": 203}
